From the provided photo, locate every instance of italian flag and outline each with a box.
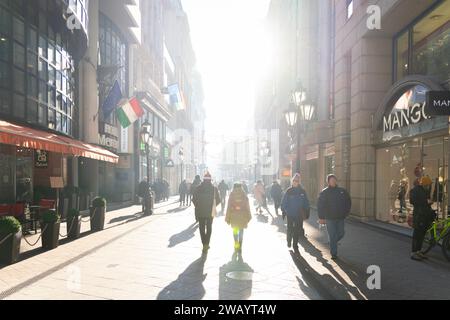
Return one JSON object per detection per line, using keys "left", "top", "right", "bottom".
{"left": 117, "top": 98, "right": 144, "bottom": 128}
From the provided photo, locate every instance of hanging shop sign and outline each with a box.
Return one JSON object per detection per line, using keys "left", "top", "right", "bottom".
{"left": 35, "top": 150, "right": 49, "bottom": 168}
{"left": 426, "top": 91, "right": 450, "bottom": 116}
{"left": 165, "top": 159, "right": 175, "bottom": 168}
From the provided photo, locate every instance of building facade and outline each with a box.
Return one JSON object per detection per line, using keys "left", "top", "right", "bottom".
{"left": 263, "top": 0, "right": 450, "bottom": 229}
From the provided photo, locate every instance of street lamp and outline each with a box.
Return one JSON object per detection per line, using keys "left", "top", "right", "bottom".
{"left": 140, "top": 120, "right": 153, "bottom": 215}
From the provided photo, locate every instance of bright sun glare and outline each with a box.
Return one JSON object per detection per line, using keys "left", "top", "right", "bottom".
{"left": 182, "top": 0, "right": 272, "bottom": 170}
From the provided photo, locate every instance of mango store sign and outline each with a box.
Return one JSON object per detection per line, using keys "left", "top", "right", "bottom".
{"left": 383, "top": 85, "right": 429, "bottom": 133}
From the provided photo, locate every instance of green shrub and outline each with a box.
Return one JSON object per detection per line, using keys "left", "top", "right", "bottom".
{"left": 92, "top": 197, "right": 106, "bottom": 207}
{"left": 67, "top": 208, "right": 80, "bottom": 218}
{"left": 0, "top": 216, "right": 22, "bottom": 235}
{"left": 41, "top": 209, "right": 60, "bottom": 224}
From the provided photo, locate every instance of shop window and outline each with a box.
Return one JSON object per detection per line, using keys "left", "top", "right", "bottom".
{"left": 376, "top": 137, "right": 448, "bottom": 226}
{"left": 13, "top": 17, "right": 24, "bottom": 44}
{"left": 0, "top": 146, "right": 15, "bottom": 203}
{"left": 0, "top": 37, "right": 10, "bottom": 61}
{"left": 395, "top": 31, "right": 409, "bottom": 81}
{"left": 38, "top": 103, "right": 47, "bottom": 125}
{"left": 0, "top": 89, "right": 10, "bottom": 114}
{"left": 0, "top": 60, "right": 9, "bottom": 88}
{"left": 13, "top": 42, "right": 25, "bottom": 68}
{"left": 16, "top": 147, "right": 33, "bottom": 203}
{"left": 27, "top": 51, "right": 37, "bottom": 75}
{"left": 13, "top": 93, "right": 25, "bottom": 118}
{"left": 27, "top": 98, "right": 38, "bottom": 123}
{"left": 394, "top": 0, "right": 450, "bottom": 84}
{"left": 27, "top": 27, "right": 37, "bottom": 52}
{"left": 13, "top": 67, "right": 25, "bottom": 93}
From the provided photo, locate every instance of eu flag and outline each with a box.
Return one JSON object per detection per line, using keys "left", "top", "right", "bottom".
{"left": 102, "top": 80, "right": 123, "bottom": 117}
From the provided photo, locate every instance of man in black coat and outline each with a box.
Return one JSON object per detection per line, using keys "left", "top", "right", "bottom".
{"left": 409, "top": 177, "right": 435, "bottom": 261}
{"left": 192, "top": 172, "right": 221, "bottom": 253}
{"left": 318, "top": 174, "right": 351, "bottom": 260}
{"left": 270, "top": 180, "right": 283, "bottom": 216}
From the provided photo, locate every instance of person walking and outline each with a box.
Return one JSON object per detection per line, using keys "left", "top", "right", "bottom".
{"left": 242, "top": 181, "right": 249, "bottom": 195}
{"left": 138, "top": 177, "right": 151, "bottom": 215}
{"left": 317, "top": 174, "right": 352, "bottom": 260}
{"left": 281, "top": 173, "right": 310, "bottom": 253}
{"left": 179, "top": 180, "right": 188, "bottom": 206}
{"left": 225, "top": 183, "right": 252, "bottom": 256}
{"left": 192, "top": 172, "right": 221, "bottom": 253}
{"left": 190, "top": 175, "right": 202, "bottom": 204}
{"left": 186, "top": 180, "right": 193, "bottom": 206}
{"left": 409, "top": 177, "right": 435, "bottom": 261}
{"left": 162, "top": 179, "right": 170, "bottom": 201}
{"left": 218, "top": 180, "right": 229, "bottom": 212}
{"left": 270, "top": 180, "right": 283, "bottom": 215}
{"left": 253, "top": 180, "right": 266, "bottom": 214}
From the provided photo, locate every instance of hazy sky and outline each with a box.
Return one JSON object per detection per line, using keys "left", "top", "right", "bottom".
{"left": 181, "top": 0, "right": 271, "bottom": 168}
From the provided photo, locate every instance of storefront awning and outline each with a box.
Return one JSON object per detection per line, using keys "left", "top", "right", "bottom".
{"left": 0, "top": 120, "right": 119, "bottom": 164}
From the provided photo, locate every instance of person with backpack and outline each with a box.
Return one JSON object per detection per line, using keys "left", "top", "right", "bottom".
{"left": 281, "top": 173, "right": 310, "bottom": 254}
{"left": 317, "top": 174, "right": 352, "bottom": 260}
{"left": 192, "top": 172, "right": 221, "bottom": 253}
{"left": 225, "top": 183, "right": 252, "bottom": 256}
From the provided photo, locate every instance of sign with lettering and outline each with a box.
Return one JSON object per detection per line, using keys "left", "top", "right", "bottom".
{"left": 35, "top": 150, "right": 49, "bottom": 168}
{"left": 383, "top": 85, "right": 430, "bottom": 133}
{"left": 426, "top": 91, "right": 450, "bottom": 116}
{"left": 50, "top": 177, "right": 64, "bottom": 189}
{"left": 99, "top": 134, "right": 119, "bottom": 150}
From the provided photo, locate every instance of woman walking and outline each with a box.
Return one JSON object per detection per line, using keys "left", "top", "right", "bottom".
{"left": 225, "top": 183, "right": 252, "bottom": 255}
{"left": 253, "top": 180, "right": 266, "bottom": 214}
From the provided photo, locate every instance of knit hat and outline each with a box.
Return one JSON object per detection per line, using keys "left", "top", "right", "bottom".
{"left": 203, "top": 172, "right": 212, "bottom": 181}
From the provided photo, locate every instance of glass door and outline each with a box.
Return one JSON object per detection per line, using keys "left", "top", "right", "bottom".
{"left": 16, "top": 147, "right": 33, "bottom": 203}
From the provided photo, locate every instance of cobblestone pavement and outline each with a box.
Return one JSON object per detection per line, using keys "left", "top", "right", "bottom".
{"left": 0, "top": 198, "right": 323, "bottom": 300}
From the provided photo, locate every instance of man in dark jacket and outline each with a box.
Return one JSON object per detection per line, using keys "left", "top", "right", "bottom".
{"left": 192, "top": 172, "right": 221, "bottom": 252}
{"left": 317, "top": 174, "right": 351, "bottom": 260}
{"left": 138, "top": 177, "right": 151, "bottom": 215}
{"left": 218, "top": 180, "right": 229, "bottom": 212}
{"left": 270, "top": 180, "right": 283, "bottom": 215}
{"left": 409, "top": 177, "right": 434, "bottom": 261}
{"left": 179, "top": 180, "right": 188, "bottom": 206}
{"left": 281, "top": 173, "right": 310, "bottom": 253}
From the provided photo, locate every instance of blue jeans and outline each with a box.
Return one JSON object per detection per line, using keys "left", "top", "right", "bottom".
{"left": 326, "top": 219, "right": 345, "bottom": 256}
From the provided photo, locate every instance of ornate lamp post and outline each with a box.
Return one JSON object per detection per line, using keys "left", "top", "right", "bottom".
{"left": 140, "top": 120, "right": 153, "bottom": 215}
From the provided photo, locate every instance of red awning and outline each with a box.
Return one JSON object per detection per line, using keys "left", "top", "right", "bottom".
{"left": 0, "top": 120, "right": 119, "bottom": 163}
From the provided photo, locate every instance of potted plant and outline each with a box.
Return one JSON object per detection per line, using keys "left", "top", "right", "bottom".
{"left": 0, "top": 217, "right": 22, "bottom": 265}
{"left": 90, "top": 197, "right": 106, "bottom": 232}
{"left": 67, "top": 208, "right": 81, "bottom": 240}
{"left": 40, "top": 209, "right": 60, "bottom": 250}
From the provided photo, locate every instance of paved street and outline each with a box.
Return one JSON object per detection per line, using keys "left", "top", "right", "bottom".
{"left": 0, "top": 198, "right": 323, "bottom": 300}
{"left": 2, "top": 196, "right": 450, "bottom": 300}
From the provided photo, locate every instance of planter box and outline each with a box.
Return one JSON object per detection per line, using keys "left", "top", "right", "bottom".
{"left": 67, "top": 216, "right": 81, "bottom": 240}
{"left": 0, "top": 231, "right": 22, "bottom": 265}
{"left": 90, "top": 206, "right": 105, "bottom": 232}
{"left": 41, "top": 222, "right": 60, "bottom": 250}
